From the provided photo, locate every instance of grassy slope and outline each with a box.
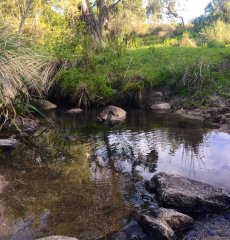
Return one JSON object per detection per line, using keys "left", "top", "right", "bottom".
{"left": 57, "top": 45, "right": 230, "bottom": 106}
{"left": 110, "top": 45, "right": 230, "bottom": 84}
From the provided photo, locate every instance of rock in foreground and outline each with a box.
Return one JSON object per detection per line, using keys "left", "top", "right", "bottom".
{"left": 97, "top": 105, "right": 126, "bottom": 124}
{"left": 139, "top": 215, "right": 175, "bottom": 240}
{"left": 138, "top": 208, "right": 193, "bottom": 240}
{"left": 147, "top": 172, "right": 230, "bottom": 214}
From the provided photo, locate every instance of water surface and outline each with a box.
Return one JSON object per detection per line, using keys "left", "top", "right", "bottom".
{"left": 0, "top": 110, "right": 230, "bottom": 239}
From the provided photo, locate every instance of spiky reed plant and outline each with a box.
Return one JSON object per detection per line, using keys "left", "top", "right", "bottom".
{"left": 0, "top": 23, "right": 59, "bottom": 126}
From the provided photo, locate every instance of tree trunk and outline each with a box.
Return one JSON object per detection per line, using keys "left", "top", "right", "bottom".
{"left": 18, "top": 0, "right": 34, "bottom": 33}
{"left": 179, "top": 16, "right": 186, "bottom": 31}
{"left": 81, "top": 0, "right": 102, "bottom": 42}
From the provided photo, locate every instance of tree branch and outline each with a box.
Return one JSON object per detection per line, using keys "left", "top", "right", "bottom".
{"left": 108, "top": 0, "right": 122, "bottom": 11}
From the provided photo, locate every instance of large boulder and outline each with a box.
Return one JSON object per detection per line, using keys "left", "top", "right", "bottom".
{"left": 147, "top": 172, "right": 230, "bottom": 214}
{"left": 97, "top": 106, "right": 126, "bottom": 124}
{"left": 31, "top": 99, "right": 57, "bottom": 111}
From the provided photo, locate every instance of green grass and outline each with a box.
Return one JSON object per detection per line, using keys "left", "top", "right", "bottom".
{"left": 56, "top": 44, "right": 230, "bottom": 106}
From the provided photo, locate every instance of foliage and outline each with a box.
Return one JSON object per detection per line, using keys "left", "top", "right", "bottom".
{"left": 170, "top": 57, "right": 214, "bottom": 96}
{"left": 179, "top": 32, "right": 197, "bottom": 48}
{"left": 55, "top": 69, "right": 113, "bottom": 107}
{"left": 203, "top": 21, "right": 230, "bottom": 44}
{"left": 205, "top": 40, "right": 226, "bottom": 48}
{"left": 0, "top": 23, "right": 57, "bottom": 123}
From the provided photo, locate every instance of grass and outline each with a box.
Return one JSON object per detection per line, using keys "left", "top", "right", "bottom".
{"left": 0, "top": 23, "right": 58, "bottom": 125}
{"left": 56, "top": 43, "right": 230, "bottom": 107}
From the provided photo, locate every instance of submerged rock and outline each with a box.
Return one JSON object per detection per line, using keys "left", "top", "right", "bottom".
{"left": 114, "top": 223, "right": 148, "bottom": 240}
{"left": 31, "top": 99, "right": 57, "bottom": 111}
{"left": 0, "top": 139, "right": 18, "bottom": 149}
{"left": 65, "top": 108, "right": 83, "bottom": 116}
{"left": 151, "top": 102, "right": 171, "bottom": 111}
{"left": 97, "top": 105, "right": 126, "bottom": 124}
{"left": 147, "top": 172, "right": 230, "bottom": 214}
{"left": 184, "top": 211, "right": 230, "bottom": 239}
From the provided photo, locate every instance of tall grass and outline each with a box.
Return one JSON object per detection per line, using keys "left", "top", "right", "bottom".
{"left": 0, "top": 23, "right": 58, "bottom": 123}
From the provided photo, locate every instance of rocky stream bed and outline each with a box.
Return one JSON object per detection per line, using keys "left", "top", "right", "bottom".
{"left": 0, "top": 102, "right": 230, "bottom": 240}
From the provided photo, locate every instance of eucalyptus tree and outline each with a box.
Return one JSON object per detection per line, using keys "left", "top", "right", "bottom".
{"left": 146, "top": 0, "right": 186, "bottom": 30}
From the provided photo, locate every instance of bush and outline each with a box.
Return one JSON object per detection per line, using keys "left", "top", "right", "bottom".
{"left": 0, "top": 23, "right": 56, "bottom": 123}
{"left": 164, "top": 37, "right": 179, "bottom": 46}
{"left": 205, "top": 40, "right": 226, "bottom": 48}
{"left": 55, "top": 69, "right": 113, "bottom": 107}
{"left": 179, "top": 32, "right": 197, "bottom": 48}
{"left": 170, "top": 57, "right": 213, "bottom": 97}
{"left": 203, "top": 21, "right": 230, "bottom": 45}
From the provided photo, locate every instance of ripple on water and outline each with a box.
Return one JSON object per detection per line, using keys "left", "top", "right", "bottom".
{"left": 0, "top": 110, "right": 230, "bottom": 239}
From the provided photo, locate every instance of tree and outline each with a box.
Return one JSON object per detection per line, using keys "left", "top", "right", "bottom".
{"left": 193, "top": 0, "right": 230, "bottom": 29}
{"left": 146, "top": 0, "right": 186, "bottom": 30}
{"left": 18, "top": 0, "right": 35, "bottom": 33}
{"left": 79, "top": 0, "right": 123, "bottom": 42}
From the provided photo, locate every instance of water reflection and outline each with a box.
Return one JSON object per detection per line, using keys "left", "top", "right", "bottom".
{"left": 54, "top": 109, "right": 230, "bottom": 189}
{"left": 0, "top": 129, "right": 131, "bottom": 240}
{"left": 0, "top": 110, "right": 230, "bottom": 240}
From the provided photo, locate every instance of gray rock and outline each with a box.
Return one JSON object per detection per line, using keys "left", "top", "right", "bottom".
{"left": 65, "top": 108, "right": 82, "bottom": 116}
{"left": 208, "top": 95, "right": 226, "bottom": 108}
{"left": 38, "top": 237, "right": 78, "bottom": 240}
{"left": 97, "top": 105, "right": 126, "bottom": 124}
{"left": 114, "top": 223, "right": 148, "bottom": 240}
{"left": 139, "top": 214, "right": 175, "bottom": 240}
{"left": 156, "top": 208, "right": 194, "bottom": 231}
{"left": 151, "top": 102, "right": 171, "bottom": 110}
{"left": 31, "top": 99, "right": 57, "bottom": 111}
{"left": 0, "top": 139, "right": 18, "bottom": 149}
{"left": 148, "top": 172, "right": 230, "bottom": 214}
{"left": 3, "top": 117, "right": 39, "bottom": 132}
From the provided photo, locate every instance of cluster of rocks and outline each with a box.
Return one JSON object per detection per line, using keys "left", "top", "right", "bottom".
{"left": 147, "top": 90, "right": 230, "bottom": 133}
{"left": 115, "top": 172, "right": 230, "bottom": 240}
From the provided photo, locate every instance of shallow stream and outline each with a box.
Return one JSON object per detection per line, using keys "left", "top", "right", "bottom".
{"left": 0, "top": 110, "right": 230, "bottom": 239}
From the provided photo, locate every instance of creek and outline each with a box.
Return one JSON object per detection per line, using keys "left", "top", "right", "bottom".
{"left": 0, "top": 110, "right": 230, "bottom": 239}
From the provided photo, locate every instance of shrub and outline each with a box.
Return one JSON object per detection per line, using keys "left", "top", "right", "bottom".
{"left": 0, "top": 23, "right": 56, "bottom": 123}
{"left": 205, "top": 40, "right": 226, "bottom": 48}
{"left": 171, "top": 57, "right": 213, "bottom": 97}
{"left": 55, "top": 69, "right": 113, "bottom": 107}
{"left": 122, "top": 81, "right": 144, "bottom": 105}
{"left": 179, "top": 32, "right": 197, "bottom": 48}
{"left": 164, "top": 37, "right": 179, "bottom": 46}
{"left": 203, "top": 21, "right": 230, "bottom": 45}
